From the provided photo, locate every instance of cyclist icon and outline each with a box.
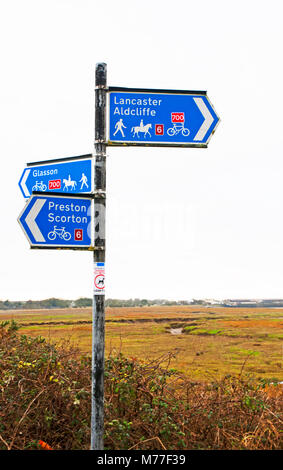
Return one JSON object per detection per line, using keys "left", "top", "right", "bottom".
{"left": 113, "top": 119, "right": 127, "bottom": 137}
{"left": 167, "top": 123, "right": 190, "bottom": 137}
{"left": 48, "top": 226, "right": 71, "bottom": 241}
{"left": 32, "top": 181, "right": 47, "bottom": 191}
{"left": 167, "top": 112, "right": 190, "bottom": 137}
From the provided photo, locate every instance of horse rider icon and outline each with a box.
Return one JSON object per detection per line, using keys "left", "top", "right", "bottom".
{"left": 113, "top": 118, "right": 127, "bottom": 137}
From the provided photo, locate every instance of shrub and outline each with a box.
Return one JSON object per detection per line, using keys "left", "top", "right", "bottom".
{"left": 0, "top": 322, "right": 282, "bottom": 450}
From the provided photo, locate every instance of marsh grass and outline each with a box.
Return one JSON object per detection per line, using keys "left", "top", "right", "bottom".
{"left": 0, "top": 322, "right": 282, "bottom": 450}
{"left": 1, "top": 306, "right": 283, "bottom": 382}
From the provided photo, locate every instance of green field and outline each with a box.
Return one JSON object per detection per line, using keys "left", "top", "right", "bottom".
{"left": 1, "top": 305, "right": 283, "bottom": 382}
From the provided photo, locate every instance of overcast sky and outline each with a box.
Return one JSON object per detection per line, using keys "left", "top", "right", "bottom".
{"left": 1, "top": 0, "right": 283, "bottom": 301}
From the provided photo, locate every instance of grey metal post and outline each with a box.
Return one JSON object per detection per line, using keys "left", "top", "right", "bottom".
{"left": 91, "top": 62, "right": 107, "bottom": 450}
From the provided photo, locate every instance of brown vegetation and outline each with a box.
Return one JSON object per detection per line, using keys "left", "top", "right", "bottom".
{"left": 1, "top": 305, "right": 283, "bottom": 382}
{"left": 0, "top": 321, "right": 282, "bottom": 450}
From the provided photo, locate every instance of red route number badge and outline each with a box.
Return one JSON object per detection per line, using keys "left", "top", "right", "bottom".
{"left": 94, "top": 262, "right": 105, "bottom": 295}
{"left": 155, "top": 124, "right": 164, "bottom": 135}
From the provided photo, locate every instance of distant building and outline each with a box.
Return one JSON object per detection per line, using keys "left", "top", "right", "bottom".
{"left": 204, "top": 299, "right": 222, "bottom": 305}
{"left": 223, "top": 299, "right": 283, "bottom": 307}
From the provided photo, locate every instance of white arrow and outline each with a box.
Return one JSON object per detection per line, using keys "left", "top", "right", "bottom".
{"left": 25, "top": 198, "right": 46, "bottom": 242}
{"left": 20, "top": 168, "right": 31, "bottom": 197}
{"left": 193, "top": 97, "right": 214, "bottom": 141}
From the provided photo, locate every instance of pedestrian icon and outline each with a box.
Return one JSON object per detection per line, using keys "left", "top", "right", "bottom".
{"left": 79, "top": 173, "right": 89, "bottom": 190}
{"left": 113, "top": 118, "right": 127, "bottom": 137}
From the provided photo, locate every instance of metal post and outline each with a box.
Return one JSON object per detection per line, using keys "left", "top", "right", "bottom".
{"left": 91, "top": 62, "right": 107, "bottom": 450}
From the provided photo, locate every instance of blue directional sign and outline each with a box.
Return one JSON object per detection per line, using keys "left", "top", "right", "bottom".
{"left": 18, "top": 194, "right": 92, "bottom": 248}
{"left": 108, "top": 88, "right": 219, "bottom": 147}
{"left": 18, "top": 155, "right": 93, "bottom": 198}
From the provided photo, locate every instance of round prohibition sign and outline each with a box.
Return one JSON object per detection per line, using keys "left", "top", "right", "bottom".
{"left": 94, "top": 274, "right": 105, "bottom": 289}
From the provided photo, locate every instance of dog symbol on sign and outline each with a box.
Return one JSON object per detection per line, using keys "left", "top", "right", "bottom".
{"left": 95, "top": 275, "right": 105, "bottom": 289}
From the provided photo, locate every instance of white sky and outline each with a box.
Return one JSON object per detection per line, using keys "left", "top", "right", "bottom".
{"left": 1, "top": 0, "right": 283, "bottom": 301}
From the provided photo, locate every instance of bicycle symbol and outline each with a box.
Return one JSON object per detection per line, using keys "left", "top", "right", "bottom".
{"left": 32, "top": 181, "right": 47, "bottom": 191}
{"left": 167, "top": 123, "right": 190, "bottom": 137}
{"left": 48, "top": 226, "right": 71, "bottom": 241}
{"left": 167, "top": 112, "right": 190, "bottom": 137}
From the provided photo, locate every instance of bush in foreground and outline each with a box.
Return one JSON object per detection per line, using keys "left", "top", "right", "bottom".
{"left": 0, "top": 322, "right": 282, "bottom": 450}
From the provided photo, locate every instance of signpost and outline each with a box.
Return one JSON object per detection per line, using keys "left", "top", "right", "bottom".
{"left": 18, "top": 194, "right": 92, "bottom": 249}
{"left": 18, "top": 154, "right": 93, "bottom": 198}
{"left": 91, "top": 62, "right": 107, "bottom": 451}
{"left": 108, "top": 88, "right": 219, "bottom": 147}
{"left": 17, "top": 62, "right": 220, "bottom": 451}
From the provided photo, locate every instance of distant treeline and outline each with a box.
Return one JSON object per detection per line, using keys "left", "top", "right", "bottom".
{"left": 0, "top": 298, "right": 77, "bottom": 310}
{"left": 1, "top": 298, "right": 282, "bottom": 310}
{"left": 0, "top": 298, "right": 193, "bottom": 310}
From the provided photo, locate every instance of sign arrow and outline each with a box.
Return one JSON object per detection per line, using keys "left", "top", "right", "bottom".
{"left": 19, "top": 168, "right": 31, "bottom": 198}
{"left": 108, "top": 88, "right": 220, "bottom": 147}
{"left": 193, "top": 97, "right": 214, "bottom": 141}
{"left": 18, "top": 194, "right": 93, "bottom": 249}
{"left": 25, "top": 198, "right": 46, "bottom": 242}
{"left": 18, "top": 154, "right": 93, "bottom": 198}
